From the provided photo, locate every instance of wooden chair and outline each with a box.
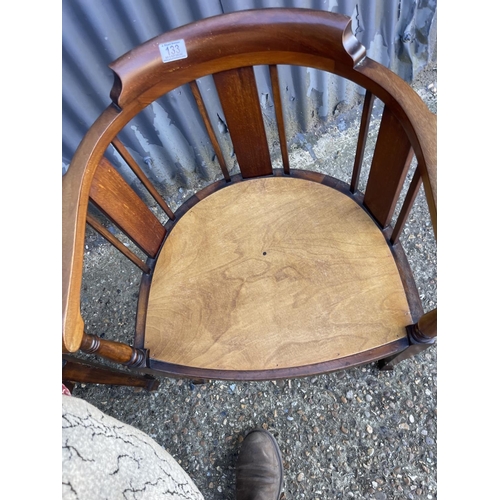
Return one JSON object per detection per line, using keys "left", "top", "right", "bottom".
{"left": 62, "top": 9, "right": 436, "bottom": 388}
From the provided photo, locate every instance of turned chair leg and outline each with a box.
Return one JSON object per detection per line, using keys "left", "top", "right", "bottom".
{"left": 378, "top": 309, "right": 437, "bottom": 371}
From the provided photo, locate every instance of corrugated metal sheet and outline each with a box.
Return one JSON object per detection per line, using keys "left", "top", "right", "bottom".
{"left": 62, "top": 0, "right": 436, "bottom": 186}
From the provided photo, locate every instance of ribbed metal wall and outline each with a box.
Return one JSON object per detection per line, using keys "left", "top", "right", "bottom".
{"left": 62, "top": 0, "right": 436, "bottom": 186}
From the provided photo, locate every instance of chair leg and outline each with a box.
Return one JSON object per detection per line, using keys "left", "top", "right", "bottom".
{"left": 191, "top": 378, "right": 208, "bottom": 385}
{"left": 378, "top": 309, "right": 437, "bottom": 370}
{"left": 378, "top": 342, "right": 434, "bottom": 370}
{"left": 62, "top": 355, "right": 160, "bottom": 391}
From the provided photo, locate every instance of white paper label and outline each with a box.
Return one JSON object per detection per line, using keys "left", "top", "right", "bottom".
{"left": 159, "top": 39, "right": 187, "bottom": 63}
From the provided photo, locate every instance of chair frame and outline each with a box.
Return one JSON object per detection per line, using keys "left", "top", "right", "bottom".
{"left": 62, "top": 9, "right": 436, "bottom": 385}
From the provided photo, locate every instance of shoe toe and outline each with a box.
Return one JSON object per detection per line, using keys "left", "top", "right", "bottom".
{"left": 236, "top": 430, "right": 283, "bottom": 500}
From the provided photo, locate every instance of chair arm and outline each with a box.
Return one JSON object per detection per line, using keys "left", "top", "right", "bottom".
{"left": 62, "top": 104, "right": 123, "bottom": 353}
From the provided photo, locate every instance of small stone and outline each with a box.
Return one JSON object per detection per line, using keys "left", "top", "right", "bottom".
{"left": 409, "top": 415, "right": 415, "bottom": 423}
{"left": 367, "top": 448, "right": 374, "bottom": 457}
{"left": 367, "top": 425, "right": 373, "bottom": 434}
{"left": 399, "top": 423, "right": 410, "bottom": 430}
{"left": 366, "top": 394, "right": 373, "bottom": 402}
{"left": 341, "top": 425, "right": 349, "bottom": 434}
{"left": 346, "top": 391, "right": 354, "bottom": 400}
{"left": 297, "top": 472, "right": 305, "bottom": 482}
{"left": 374, "top": 493, "right": 387, "bottom": 500}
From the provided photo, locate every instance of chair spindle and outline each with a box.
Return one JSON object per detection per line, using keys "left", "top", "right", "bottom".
{"left": 86, "top": 212, "right": 151, "bottom": 273}
{"left": 189, "top": 80, "right": 231, "bottom": 182}
{"left": 269, "top": 65, "right": 289, "bottom": 174}
{"left": 390, "top": 166, "right": 423, "bottom": 245}
{"left": 350, "top": 90, "right": 375, "bottom": 193}
{"left": 112, "top": 137, "right": 175, "bottom": 220}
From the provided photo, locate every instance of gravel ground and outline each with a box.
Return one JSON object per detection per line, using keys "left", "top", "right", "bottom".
{"left": 70, "top": 61, "right": 437, "bottom": 500}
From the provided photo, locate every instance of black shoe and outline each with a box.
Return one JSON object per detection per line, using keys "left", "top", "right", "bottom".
{"left": 236, "top": 429, "right": 283, "bottom": 500}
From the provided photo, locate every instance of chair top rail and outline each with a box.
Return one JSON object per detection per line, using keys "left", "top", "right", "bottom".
{"left": 109, "top": 9, "right": 365, "bottom": 109}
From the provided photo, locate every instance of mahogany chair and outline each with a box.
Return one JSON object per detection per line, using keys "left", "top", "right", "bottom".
{"left": 62, "top": 9, "right": 436, "bottom": 389}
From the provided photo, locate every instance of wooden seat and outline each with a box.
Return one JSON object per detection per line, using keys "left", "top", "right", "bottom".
{"left": 62, "top": 9, "right": 436, "bottom": 387}
{"left": 146, "top": 176, "right": 411, "bottom": 376}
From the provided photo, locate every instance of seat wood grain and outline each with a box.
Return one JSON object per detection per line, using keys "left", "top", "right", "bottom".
{"left": 145, "top": 177, "right": 411, "bottom": 372}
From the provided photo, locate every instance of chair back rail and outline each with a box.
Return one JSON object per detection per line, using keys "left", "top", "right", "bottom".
{"left": 62, "top": 9, "right": 437, "bottom": 355}
{"left": 108, "top": 9, "right": 365, "bottom": 109}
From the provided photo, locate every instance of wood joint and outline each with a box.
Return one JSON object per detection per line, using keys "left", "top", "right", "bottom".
{"left": 406, "top": 309, "right": 437, "bottom": 345}
{"left": 123, "top": 348, "right": 148, "bottom": 368}
{"left": 406, "top": 323, "right": 436, "bottom": 345}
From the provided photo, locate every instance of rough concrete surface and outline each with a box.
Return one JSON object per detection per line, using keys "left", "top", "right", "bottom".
{"left": 71, "top": 61, "right": 437, "bottom": 500}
